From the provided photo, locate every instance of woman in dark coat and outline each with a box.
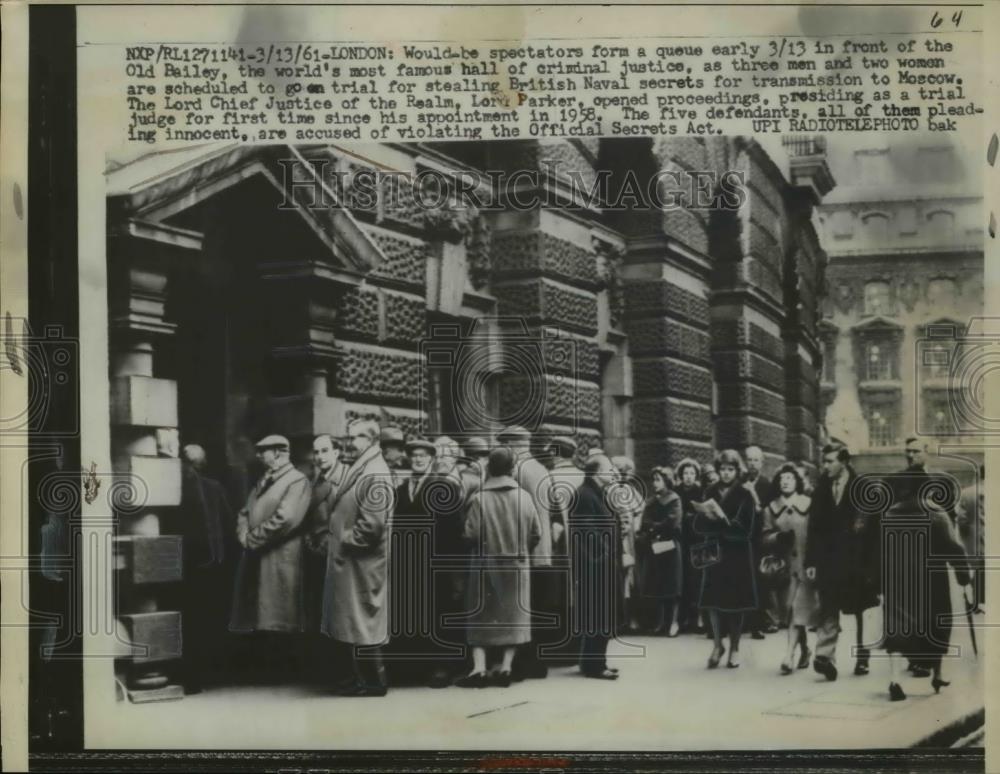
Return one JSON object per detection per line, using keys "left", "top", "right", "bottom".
{"left": 881, "top": 490, "right": 972, "bottom": 700}
{"left": 635, "top": 467, "right": 684, "bottom": 636}
{"left": 695, "top": 449, "right": 758, "bottom": 669}
{"left": 675, "top": 459, "right": 705, "bottom": 633}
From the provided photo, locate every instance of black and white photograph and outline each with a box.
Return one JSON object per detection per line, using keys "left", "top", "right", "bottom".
{"left": 0, "top": 2, "right": 994, "bottom": 771}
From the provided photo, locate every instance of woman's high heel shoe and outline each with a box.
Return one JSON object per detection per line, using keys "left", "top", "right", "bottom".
{"left": 931, "top": 677, "right": 950, "bottom": 694}
{"left": 455, "top": 672, "right": 488, "bottom": 688}
{"left": 707, "top": 645, "right": 725, "bottom": 669}
{"left": 780, "top": 662, "right": 793, "bottom": 675}
{"left": 889, "top": 682, "right": 907, "bottom": 701}
{"left": 726, "top": 651, "right": 741, "bottom": 669}
{"left": 797, "top": 646, "right": 811, "bottom": 670}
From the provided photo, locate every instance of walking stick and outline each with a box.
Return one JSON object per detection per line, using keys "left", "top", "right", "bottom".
{"left": 963, "top": 586, "right": 978, "bottom": 658}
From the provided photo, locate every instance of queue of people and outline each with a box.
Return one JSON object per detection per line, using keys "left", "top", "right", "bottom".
{"left": 175, "top": 424, "right": 981, "bottom": 703}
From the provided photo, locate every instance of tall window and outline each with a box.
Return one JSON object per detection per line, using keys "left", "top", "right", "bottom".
{"left": 927, "top": 278, "right": 957, "bottom": 308}
{"left": 861, "top": 212, "right": 889, "bottom": 244}
{"left": 867, "top": 405, "right": 899, "bottom": 447}
{"left": 927, "top": 210, "right": 955, "bottom": 241}
{"left": 865, "top": 340, "right": 897, "bottom": 381}
{"left": 863, "top": 281, "right": 894, "bottom": 316}
{"left": 924, "top": 394, "right": 954, "bottom": 435}
{"left": 830, "top": 210, "right": 854, "bottom": 240}
{"left": 924, "top": 341, "right": 952, "bottom": 379}
{"left": 822, "top": 337, "right": 837, "bottom": 382}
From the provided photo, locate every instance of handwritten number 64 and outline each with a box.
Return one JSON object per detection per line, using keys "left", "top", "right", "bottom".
{"left": 931, "top": 10, "right": 963, "bottom": 27}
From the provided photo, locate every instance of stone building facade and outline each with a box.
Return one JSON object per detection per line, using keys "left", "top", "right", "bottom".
{"left": 104, "top": 136, "right": 833, "bottom": 698}
{"left": 815, "top": 137, "right": 984, "bottom": 477}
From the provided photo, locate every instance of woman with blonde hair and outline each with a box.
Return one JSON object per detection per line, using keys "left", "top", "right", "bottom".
{"left": 694, "top": 449, "right": 758, "bottom": 668}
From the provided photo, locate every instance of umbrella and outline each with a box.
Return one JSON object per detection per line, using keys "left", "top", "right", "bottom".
{"left": 963, "top": 586, "right": 978, "bottom": 658}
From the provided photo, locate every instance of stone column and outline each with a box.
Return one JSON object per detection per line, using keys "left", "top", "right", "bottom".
{"left": 621, "top": 235, "right": 715, "bottom": 475}
{"left": 108, "top": 224, "right": 195, "bottom": 702}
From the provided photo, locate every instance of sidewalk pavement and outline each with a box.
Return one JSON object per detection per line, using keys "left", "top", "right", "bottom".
{"left": 99, "top": 598, "right": 984, "bottom": 751}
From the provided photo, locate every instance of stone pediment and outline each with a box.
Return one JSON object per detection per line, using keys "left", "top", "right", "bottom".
{"left": 106, "top": 144, "right": 386, "bottom": 282}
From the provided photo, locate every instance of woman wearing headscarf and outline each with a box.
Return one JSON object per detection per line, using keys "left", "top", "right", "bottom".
{"left": 694, "top": 449, "right": 758, "bottom": 669}
{"left": 762, "top": 463, "right": 818, "bottom": 674}
{"left": 635, "top": 467, "right": 684, "bottom": 636}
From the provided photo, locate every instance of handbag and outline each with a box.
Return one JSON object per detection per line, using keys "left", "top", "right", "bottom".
{"left": 759, "top": 554, "right": 790, "bottom": 582}
{"left": 690, "top": 540, "right": 721, "bottom": 570}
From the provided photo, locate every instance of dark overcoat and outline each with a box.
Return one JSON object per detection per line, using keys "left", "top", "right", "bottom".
{"left": 881, "top": 507, "right": 970, "bottom": 663}
{"left": 635, "top": 492, "right": 683, "bottom": 600}
{"left": 805, "top": 468, "right": 880, "bottom": 614}
{"left": 569, "top": 476, "right": 622, "bottom": 637}
{"left": 695, "top": 481, "right": 758, "bottom": 613}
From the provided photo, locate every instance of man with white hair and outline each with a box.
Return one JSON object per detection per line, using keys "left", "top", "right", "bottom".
{"left": 320, "top": 419, "right": 395, "bottom": 696}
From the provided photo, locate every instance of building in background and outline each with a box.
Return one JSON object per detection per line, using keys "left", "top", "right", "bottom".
{"left": 814, "top": 136, "right": 984, "bottom": 479}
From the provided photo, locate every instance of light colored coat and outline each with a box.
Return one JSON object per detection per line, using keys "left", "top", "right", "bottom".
{"left": 514, "top": 454, "right": 553, "bottom": 566}
{"left": 320, "top": 444, "right": 395, "bottom": 645}
{"left": 229, "top": 463, "right": 312, "bottom": 632}
{"left": 463, "top": 476, "right": 541, "bottom": 646}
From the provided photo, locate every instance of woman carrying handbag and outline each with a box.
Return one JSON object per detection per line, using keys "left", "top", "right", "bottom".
{"left": 636, "top": 467, "right": 684, "bottom": 636}
{"left": 693, "top": 449, "right": 758, "bottom": 669}
{"left": 762, "top": 464, "right": 819, "bottom": 675}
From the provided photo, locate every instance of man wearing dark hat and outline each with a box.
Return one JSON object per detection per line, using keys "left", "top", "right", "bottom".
{"left": 498, "top": 425, "right": 556, "bottom": 680}
{"left": 460, "top": 437, "right": 491, "bottom": 501}
{"left": 544, "top": 435, "right": 584, "bottom": 660}
{"left": 380, "top": 426, "right": 407, "bottom": 489}
{"left": 230, "top": 435, "right": 313, "bottom": 679}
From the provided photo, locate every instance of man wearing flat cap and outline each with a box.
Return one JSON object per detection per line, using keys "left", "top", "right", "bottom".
{"left": 229, "top": 435, "right": 313, "bottom": 677}
{"left": 380, "top": 426, "right": 406, "bottom": 489}
{"left": 497, "top": 425, "right": 556, "bottom": 679}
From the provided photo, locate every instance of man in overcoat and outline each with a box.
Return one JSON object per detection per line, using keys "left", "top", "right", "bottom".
{"left": 384, "top": 436, "right": 437, "bottom": 685}
{"left": 571, "top": 454, "right": 621, "bottom": 679}
{"left": 499, "top": 425, "right": 556, "bottom": 680}
{"left": 805, "top": 442, "right": 879, "bottom": 681}
{"left": 887, "top": 436, "right": 961, "bottom": 677}
{"left": 745, "top": 445, "right": 778, "bottom": 638}
{"left": 541, "top": 436, "right": 584, "bottom": 660}
{"left": 320, "top": 419, "right": 395, "bottom": 696}
{"left": 304, "top": 435, "right": 347, "bottom": 653}
{"left": 229, "top": 435, "right": 312, "bottom": 679}
{"left": 178, "top": 444, "right": 234, "bottom": 693}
